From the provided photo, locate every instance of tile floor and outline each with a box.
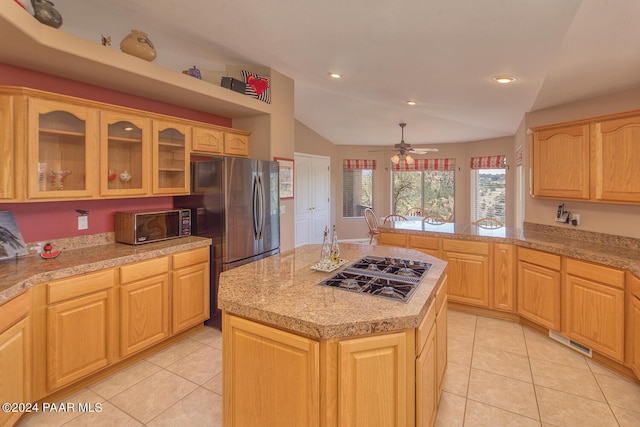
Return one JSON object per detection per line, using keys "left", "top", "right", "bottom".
{"left": 16, "top": 310, "right": 640, "bottom": 426}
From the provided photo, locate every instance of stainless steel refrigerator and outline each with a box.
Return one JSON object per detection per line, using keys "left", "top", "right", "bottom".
{"left": 174, "top": 156, "right": 280, "bottom": 328}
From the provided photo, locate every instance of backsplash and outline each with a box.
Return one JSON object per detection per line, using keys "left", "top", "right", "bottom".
{"left": 524, "top": 222, "right": 640, "bottom": 250}
{"left": 26, "top": 232, "right": 115, "bottom": 254}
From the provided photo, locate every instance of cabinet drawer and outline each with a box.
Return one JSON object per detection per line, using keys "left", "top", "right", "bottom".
{"left": 0, "top": 291, "right": 30, "bottom": 333}
{"left": 120, "top": 256, "right": 169, "bottom": 284}
{"left": 409, "top": 236, "right": 439, "bottom": 251}
{"left": 442, "top": 239, "right": 489, "bottom": 255}
{"left": 436, "top": 276, "right": 447, "bottom": 312}
{"left": 48, "top": 270, "right": 116, "bottom": 304}
{"left": 416, "top": 299, "right": 436, "bottom": 355}
{"left": 518, "top": 247, "right": 560, "bottom": 270}
{"left": 566, "top": 259, "right": 624, "bottom": 289}
{"left": 378, "top": 233, "right": 407, "bottom": 247}
{"left": 172, "top": 246, "right": 210, "bottom": 269}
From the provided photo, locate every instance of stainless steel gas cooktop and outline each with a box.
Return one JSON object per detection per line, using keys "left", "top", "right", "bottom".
{"left": 317, "top": 255, "right": 432, "bottom": 302}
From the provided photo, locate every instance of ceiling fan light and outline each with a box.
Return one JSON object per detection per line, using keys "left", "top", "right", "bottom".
{"left": 405, "top": 154, "right": 414, "bottom": 164}
{"left": 391, "top": 154, "right": 400, "bottom": 164}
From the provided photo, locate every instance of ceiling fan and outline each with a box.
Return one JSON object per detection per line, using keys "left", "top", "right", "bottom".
{"left": 369, "top": 123, "right": 439, "bottom": 164}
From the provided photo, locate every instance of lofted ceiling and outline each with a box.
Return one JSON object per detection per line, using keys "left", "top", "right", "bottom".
{"left": 50, "top": 0, "right": 640, "bottom": 148}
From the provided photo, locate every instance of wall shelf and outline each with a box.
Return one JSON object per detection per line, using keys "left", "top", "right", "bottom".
{"left": 0, "top": 5, "right": 271, "bottom": 120}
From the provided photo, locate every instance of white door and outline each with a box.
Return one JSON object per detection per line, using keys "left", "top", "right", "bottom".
{"left": 294, "top": 154, "right": 330, "bottom": 247}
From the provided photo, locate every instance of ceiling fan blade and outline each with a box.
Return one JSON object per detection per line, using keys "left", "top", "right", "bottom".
{"left": 410, "top": 148, "right": 439, "bottom": 154}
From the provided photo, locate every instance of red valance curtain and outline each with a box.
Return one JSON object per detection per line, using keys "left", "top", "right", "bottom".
{"left": 343, "top": 159, "right": 376, "bottom": 170}
{"left": 469, "top": 155, "right": 506, "bottom": 169}
{"left": 392, "top": 158, "right": 456, "bottom": 171}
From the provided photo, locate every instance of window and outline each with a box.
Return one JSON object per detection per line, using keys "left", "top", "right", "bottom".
{"left": 470, "top": 156, "right": 506, "bottom": 223}
{"left": 391, "top": 159, "right": 455, "bottom": 219}
{"left": 343, "top": 159, "right": 375, "bottom": 217}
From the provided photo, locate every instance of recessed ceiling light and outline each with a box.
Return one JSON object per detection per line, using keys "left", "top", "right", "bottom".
{"left": 492, "top": 76, "right": 517, "bottom": 84}
{"left": 329, "top": 72, "right": 342, "bottom": 79}
{"left": 406, "top": 100, "right": 417, "bottom": 106}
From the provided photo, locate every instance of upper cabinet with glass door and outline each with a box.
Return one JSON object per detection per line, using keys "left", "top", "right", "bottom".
{"left": 0, "top": 96, "right": 13, "bottom": 200}
{"left": 27, "top": 98, "right": 98, "bottom": 200}
{"left": 152, "top": 120, "right": 190, "bottom": 195}
{"left": 101, "top": 111, "right": 150, "bottom": 197}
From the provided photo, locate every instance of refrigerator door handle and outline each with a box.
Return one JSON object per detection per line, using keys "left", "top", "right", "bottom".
{"left": 257, "top": 174, "right": 265, "bottom": 239}
{"left": 253, "top": 175, "right": 260, "bottom": 239}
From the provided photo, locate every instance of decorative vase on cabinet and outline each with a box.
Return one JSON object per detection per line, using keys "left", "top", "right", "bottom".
{"left": 120, "top": 30, "right": 156, "bottom": 62}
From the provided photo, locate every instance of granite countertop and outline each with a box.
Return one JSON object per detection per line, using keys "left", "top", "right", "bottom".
{"left": 0, "top": 236, "right": 212, "bottom": 305}
{"left": 217, "top": 243, "right": 447, "bottom": 340}
{"left": 380, "top": 221, "right": 640, "bottom": 277}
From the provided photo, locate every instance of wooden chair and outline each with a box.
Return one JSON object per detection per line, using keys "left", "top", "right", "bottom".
{"left": 383, "top": 214, "right": 408, "bottom": 224}
{"left": 364, "top": 208, "right": 380, "bottom": 244}
{"left": 472, "top": 217, "right": 504, "bottom": 229}
{"left": 422, "top": 214, "right": 447, "bottom": 225}
{"left": 406, "top": 207, "right": 423, "bottom": 216}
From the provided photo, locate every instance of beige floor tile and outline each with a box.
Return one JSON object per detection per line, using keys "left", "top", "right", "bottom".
{"left": 16, "top": 388, "right": 104, "bottom": 427}
{"left": 610, "top": 405, "right": 640, "bottom": 427}
{"left": 109, "top": 370, "right": 198, "bottom": 424}
{"left": 203, "top": 371, "right": 223, "bottom": 395}
{"left": 145, "top": 337, "right": 207, "bottom": 368}
{"left": 585, "top": 359, "right": 623, "bottom": 378}
{"left": 474, "top": 326, "right": 527, "bottom": 356}
{"left": 467, "top": 368, "right": 539, "bottom": 420}
{"left": 165, "top": 344, "right": 223, "bottom": 385}
{"left": 89, "top": 360, "right": 161, "bottom": 399}
{"left": 442, "top": 361, "right": 470, "bottom": 397}
{"left": 448, "top": 320, "right": 477, "bottom": 344}
{"left": 434, "top": 391, "right": 466, "bottom": 427}
{"left": 476, "top": 315, "right": 523, "bottom": 335}
{"left": 535, "top": 385, "right": 618, "bottom": 427}
{"left": 523, "top": 328, "right": 589, "bottom": 369}
{"left": 464, "top": 399, "right": 541, "bottom": 427}
{"left": 188, "top": 325, "right": 223, "bottom": 348}
{"left": 594, "top": 372, "right": 640, "bottom": 411}
{"left": 530, "top": 358, "right": 605, "bottom": 402}
{"left": 147, "top": 387, "right": 223, "bottom": 427}
{"left": 472, "top": 344, "right": 532, "bottom": 383}
{"left": 448, "top": 336, "right": 474, "bottom": 366}
{"left": 62, "top": 402, "right": 141, "bottom": 427}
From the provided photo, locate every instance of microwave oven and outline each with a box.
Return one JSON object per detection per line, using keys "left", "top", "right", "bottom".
{"left": 115, "top": 209, "right": 191, "bottom": 245}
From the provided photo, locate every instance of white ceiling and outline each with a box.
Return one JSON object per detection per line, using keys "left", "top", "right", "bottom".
{"left": 53, "top": 0, "right": 640, "bottom": 148}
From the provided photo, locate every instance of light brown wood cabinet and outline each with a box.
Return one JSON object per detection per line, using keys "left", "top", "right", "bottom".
{"left": 152, "top": 120, "right": 190, "bottom": 195}
{"left": 630, "top": 283, "right": 640, "bottom": 378}
{"left": 517, "top": 248, "right": 561, "bottom": 331}
{"left": 119, "top": 257, "right": 171, "bottom": 358}
{"left": 416, "top": 299, "right": 436, "bottom": 427}
{"left": 442, "top": 239, "right": 490, "bottom": 308}
{"left": 222, "top": 313, "right": 320, "bottom": 427}
{"left": 531, "top": 124, "right": 590, "bottom": 200}
{"left": 223, "top": 132, "right": 249, "bottom": 157}
{"left": 192, "top": 126, "right": 223, "bottom": 154}
{"left": 409, "top": 235, "right": 441, "bottom": 258}
{"left": 45, "top": 269, "right": 117, "bottom": 391}
{"left": 492, "top": 243, "right": 516, "bottom": 312}
{"left": 564, "top": 259, "right": 625, "bottom": 362}
{"left": 27, "top": 97, "right": 99, "bottom": 200}
{"left": 0, "top": 96, "right": 14, "bottom": 200}
{"left": 172, "top": 247, "right": 210, "bottom": 333}
{"left": 435, "top": 279, "right": 448, "bottom": 400}
{"left": 0, "top": 292, "right": 30, "bottom": 427}
{"left": 591, "top": 115, "right": 640, "bottom": 203}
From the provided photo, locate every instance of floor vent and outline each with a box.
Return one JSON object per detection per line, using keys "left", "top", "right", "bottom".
{"left": 548, "top": 330, "right": 593, "bottom": 358}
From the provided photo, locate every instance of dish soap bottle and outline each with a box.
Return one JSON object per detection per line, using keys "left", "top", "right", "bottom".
{"left": 329, "top": 225, "right": 341, "bottom": 264}
{"left": 320, "top": 226, "right": 330, "bottom": 265}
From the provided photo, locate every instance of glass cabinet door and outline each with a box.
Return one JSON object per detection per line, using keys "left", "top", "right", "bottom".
{"left": 101, "top": 112, "right": 150, "bottom": 196}
{"left": 27, "top": 98, "right": 98, "bottom": 199}
{"left": 0, "top": 97, "right": 13, "bottom": 200}
{"left": 152, "top": 120, "right": 189, "bottom": 195}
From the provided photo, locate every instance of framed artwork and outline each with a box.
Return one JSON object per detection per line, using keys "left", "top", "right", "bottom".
{"left": 0, "top": 211, "right": 28, "bottom": 260}
{"left": 274, "top": 157, "right": 294, "bottom": 199}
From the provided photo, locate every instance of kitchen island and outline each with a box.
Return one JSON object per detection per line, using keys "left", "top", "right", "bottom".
{"left": 218, "top": 243, "right": 448, "bottom": 427}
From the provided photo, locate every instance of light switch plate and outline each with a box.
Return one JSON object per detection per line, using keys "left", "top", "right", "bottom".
{"left": 78, "top": 215, "right": 88, "bottom": 230}
{"left": 280, "top": 205, "right": 285, "bottom": 214}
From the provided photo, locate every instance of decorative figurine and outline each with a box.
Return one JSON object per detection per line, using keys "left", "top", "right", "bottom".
{"left": 40, "top": 242, "right": 61, "bottom": 259}
{"left": 31, "top": 0, "right": 63, "bottom": 28}
{"left": 48, "top": 170, "right": 71, "bottom": 190}
{"left": 119, "top": 171, "right": 132, "bottom": 183}
{"left": 101, "top": 35, "right": 111, "bottom": 47}
{"left": 120, "top": 30, "right": 156, "bottom": 61}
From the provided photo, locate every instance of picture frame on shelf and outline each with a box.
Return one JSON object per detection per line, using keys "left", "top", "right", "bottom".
{"left": 274, "top": 157, "right": 294, "bottom": 199}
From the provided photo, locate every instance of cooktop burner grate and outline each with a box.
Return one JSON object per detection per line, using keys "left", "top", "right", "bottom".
{"left": 317, "top": 255, "right": 432, "bottom": 302}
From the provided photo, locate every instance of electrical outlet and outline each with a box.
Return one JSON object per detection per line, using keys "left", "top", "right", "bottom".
{"left": 571, "top": 213, "right": 580, "bottom": 226}
{"left": 280, "top": 205, "right": 286, "bottom": 215}
{"left": 78, "top": 215, "right": 88, "bottom": 230}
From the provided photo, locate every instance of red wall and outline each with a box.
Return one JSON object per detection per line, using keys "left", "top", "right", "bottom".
{"left": 0, "top": 62, "right": 231, "bottom": 243}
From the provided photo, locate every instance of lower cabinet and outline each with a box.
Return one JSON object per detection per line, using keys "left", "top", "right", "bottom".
{"left": 0, "top": 292, "right": 30, "bottom": 427}
{"left": 631, "top": 289, "right": 640, "bottom": 378}
{"left": 416, "top": 298, "right": 437, "bottom": 427}
{"left": 564, "top": 259, "right": 625, "bottom": 362}
{"left": 119, "top": 257, "right": 170, "bottom": 358}
{"left": 338, "top": 332, "right": 411, "bottom": 427}
{"left": 492, "top": 243, "right": 515, "bottom": 312}
{"left": 46, "top": 269, "right": 117, "bottom": 391}
{"left": 442, "top": 239, "right": 490, "bottom": 308}
{"left": 172, "top": 247, "right": 210, "bottom": 333}
{"left": 222, "top": 313, "right": 320, "bottom": 427}
{"left": 435, "top": 279, "right": 448, "bottom": 401}
{"left": 517, "top": 248, "right": 561, "bottom": 331}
